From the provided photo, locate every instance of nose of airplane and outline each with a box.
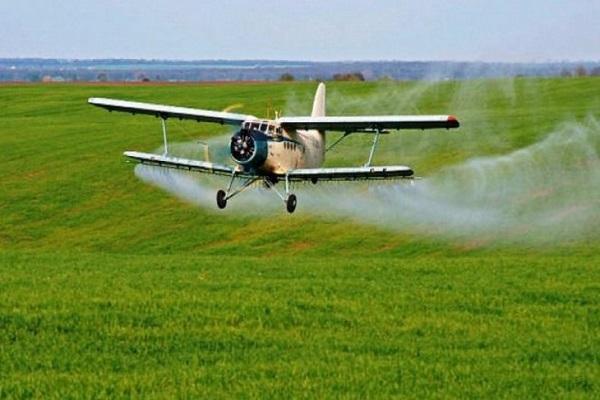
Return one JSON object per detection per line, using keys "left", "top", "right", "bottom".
{"left": 230, "top": 129, "right": 268, "bottom": 168}
{"left": 231, "top": 130, "right": 256, "bottom": 161}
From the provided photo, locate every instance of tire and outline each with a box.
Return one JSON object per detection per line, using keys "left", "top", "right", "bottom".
{"left": 286, "top": 194, "right": 297, "bottom": 213}
{"left": 216, "top": 190, "right": 227, "bottom": 209}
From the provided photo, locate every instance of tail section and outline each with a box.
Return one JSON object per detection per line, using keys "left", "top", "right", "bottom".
{"left": 311, "top": 82, "right": 326, "bottom": 117}
{"left": 308, "top": 83, "right": 326, "bottom": 166}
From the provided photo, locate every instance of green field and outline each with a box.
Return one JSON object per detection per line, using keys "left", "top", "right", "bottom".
{"left": 1, "top": 79, "right": 599, "bottom": 398}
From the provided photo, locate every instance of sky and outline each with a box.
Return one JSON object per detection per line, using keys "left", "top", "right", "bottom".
{"left": 1, "top": 0, "right": 598, "bottom": 62}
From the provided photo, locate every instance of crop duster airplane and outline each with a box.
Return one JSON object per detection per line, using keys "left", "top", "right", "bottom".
{"left": 89, "top": 83, "right": 459, "bottom": 213}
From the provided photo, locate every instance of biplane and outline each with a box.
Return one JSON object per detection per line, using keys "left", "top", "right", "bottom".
{"left": 89, "top": 83, "right": 459, "bottom": 213}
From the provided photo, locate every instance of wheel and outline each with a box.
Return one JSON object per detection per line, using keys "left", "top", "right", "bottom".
{"left": 286, "top": 194, "right": 297, "bottom": 213}
{"left": 216, "top": 190, "right": 227, "bottom": 209}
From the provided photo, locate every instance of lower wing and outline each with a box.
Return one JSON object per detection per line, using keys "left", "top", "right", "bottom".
{"left": 281, "top": 166, "right": 413, "bottom": 181}
{"left": 124, "top": 151, "right": 238, "bottom": 176}
{"left": 124, "top": 152, "right": 413, "bottom": 181}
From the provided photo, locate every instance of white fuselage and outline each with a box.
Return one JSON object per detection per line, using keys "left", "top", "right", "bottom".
{"left": 232, "top": 119, "right": 325, "bottom": 175}
{"left": 262, "top": 127, "right": 324, "bottom": 173}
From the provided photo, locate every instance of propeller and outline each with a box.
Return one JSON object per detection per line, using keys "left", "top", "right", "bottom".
{"left": 222, "top": 103, "right": 244, "bottom": 113}
{"left": 230, "top": 132, "right": 256, "bottom": 162}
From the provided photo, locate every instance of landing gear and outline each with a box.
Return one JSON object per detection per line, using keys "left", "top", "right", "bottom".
{"left": 216, "top": 190, "right": 227, "bottom": 209}
{"left": 262, "top": 174, "right": 298, "bottom": 213}
{"left": 216, "top": 171, "right": 259, "bottom": 210}
{"left": 216, "top": 171, "right": 299, "bottom": 213}
{"left": 286, "top": 194, "right": 297, "bottom": 213}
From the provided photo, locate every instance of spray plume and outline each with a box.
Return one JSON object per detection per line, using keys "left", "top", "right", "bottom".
{"left": 134, "top": 79, "right": 600, "bottom": 245}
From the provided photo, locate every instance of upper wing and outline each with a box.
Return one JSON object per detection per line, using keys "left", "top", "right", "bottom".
{"left": 278, "top": 115, "right": 459, "bottom": 132}
{"left": 89, "top": 98, "right": 252, "bottom": 126}
{"left": 124, "top": 151, "right": 241, "bottom": 177}
{"left": 281, "top": 165, "right": 414, "bottom": 182}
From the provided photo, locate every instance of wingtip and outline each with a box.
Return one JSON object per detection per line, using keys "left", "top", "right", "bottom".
{"left": 88, "top": 97, "right": 104, "bottom": 105}
{"left": 447, "top": 115, "right": 460, "bottom": 128}
{"left": 123, "top": 151, "right": 144, "bottom": 160}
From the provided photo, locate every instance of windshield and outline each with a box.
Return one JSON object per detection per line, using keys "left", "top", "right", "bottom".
{"left": 242, "top": 121, "right": 277, "bottom": 136}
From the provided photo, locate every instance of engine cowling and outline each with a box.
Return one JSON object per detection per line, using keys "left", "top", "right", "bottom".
{"left": 230, "top": 129, "right": 268, "bottom": 169}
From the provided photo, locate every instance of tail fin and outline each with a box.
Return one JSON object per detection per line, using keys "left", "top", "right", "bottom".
{"left": 311, "top": 82, "right": 326, "bottom": 117}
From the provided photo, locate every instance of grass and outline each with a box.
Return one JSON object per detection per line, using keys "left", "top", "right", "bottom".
{"left": 1, "top": 251, "right": 598, "bottom": 398}
{"left": 0, "top": 78, "right": 599, "bottom": 398}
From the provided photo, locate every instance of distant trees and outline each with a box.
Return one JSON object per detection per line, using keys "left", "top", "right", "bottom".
{"left": 27, "top": 72, "right": 41, "bottom": 82}
{"left": 559, "top": 65, "right": 591, "bottom": 78}
{"left": 136, "top": 73, "right": 151, "bottom": 82}
{"left": 560, "top": 68, "right": 572, "bottom": 77}
{"left": 574, "top": 65, "right": 588, "bottom": 77}
{"left": 378, "top": 75, "right": 395, "bottom": 81}
{"left": 5, "top": 60, "right": 600, "bottom": 82}
{"left": 332, "top": 72, "right": 365, "bottom": 81}
{"left": 279, "top": 72, "right": 295, "bottom": 81}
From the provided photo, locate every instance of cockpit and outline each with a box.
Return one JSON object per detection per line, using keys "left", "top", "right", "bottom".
{"left": 241, "top": 120, "right": 282, "bottom": 137}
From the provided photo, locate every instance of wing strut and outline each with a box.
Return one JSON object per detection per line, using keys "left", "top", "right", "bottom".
{"left": 326, "top": 132, "right": 352, "bottom": 152}
{"left": 365, "top": 130, "right": 383, "bottom": 167}
{"left": 161, "top": 117, "right": 168, "bottom": 156}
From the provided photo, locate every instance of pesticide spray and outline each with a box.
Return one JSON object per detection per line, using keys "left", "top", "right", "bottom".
{"left": 134, "top": 79, "right": 600, "bottom": 245}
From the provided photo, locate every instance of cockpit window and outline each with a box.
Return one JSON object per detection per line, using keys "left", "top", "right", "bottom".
{"left": 243, "top": 121, "right": 279, "bottom": 135}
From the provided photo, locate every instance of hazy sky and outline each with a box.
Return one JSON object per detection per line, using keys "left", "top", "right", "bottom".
{"left": 1, "top": 0, "right": 598, "bottom": 61}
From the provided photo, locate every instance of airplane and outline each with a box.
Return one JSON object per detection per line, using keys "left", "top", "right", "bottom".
{"left": 89, "top": 83, "right": 459, "bottom": 213}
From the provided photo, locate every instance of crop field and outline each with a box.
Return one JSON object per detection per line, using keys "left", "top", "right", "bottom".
{"left": 0, "top": 79, "right": 599, "bottom": 398}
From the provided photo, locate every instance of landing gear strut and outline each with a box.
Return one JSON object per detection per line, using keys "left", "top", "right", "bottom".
{"left": 216, "top": 171, "right": 258, "bottom": 210}
{"left": 283, "top": 173, "right": 296, "bottom": 214}
{"left": 262, "top": 174, "right": 297, "bottom": 214}
{"left": 216, "top": 171, "right": 298, "bottom": 213}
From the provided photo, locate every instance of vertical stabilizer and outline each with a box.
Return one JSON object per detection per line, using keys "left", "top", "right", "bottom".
{"left": 311, "top": 82, "right": 326, "bottom": 117}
